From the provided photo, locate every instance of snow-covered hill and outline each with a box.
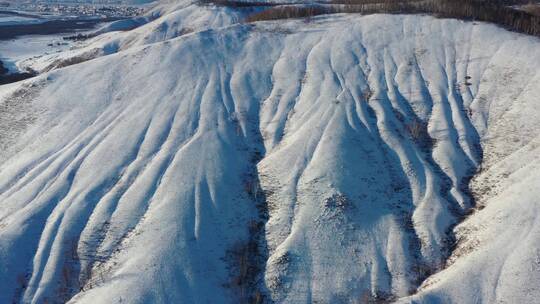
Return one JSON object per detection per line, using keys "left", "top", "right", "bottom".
{"left": 0, "top": 2, "right": 539, "bottom": 304}
{"left": 17, "top": 0, "right": 249, "bottom": 73}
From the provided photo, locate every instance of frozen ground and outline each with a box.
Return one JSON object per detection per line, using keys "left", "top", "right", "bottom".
{"left": 0, "top": 2, "right": 539, "bottom": 304}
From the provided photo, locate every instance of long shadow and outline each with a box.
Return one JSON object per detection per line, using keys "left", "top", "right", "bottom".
{"left": 220, "top": 48, "right": 275, "bottom": 302}
{"left": 363, "top": 98, "right": 433, "bottom": 296}
{"left": 226, "top": 160, "right": 271, "bottom": 303}
{"left": 231, "top": 114, "right": 273, "bottom": 304}
{"left": 0, "top": 59, "right": 36, "bottom": 85}
{"left": 389, "top": 68, "right": 484, "bottom": 287}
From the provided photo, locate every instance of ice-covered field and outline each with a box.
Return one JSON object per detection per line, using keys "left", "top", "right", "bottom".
{"left": 0, "top": 1, "right": 539, "bottom": 303}
{"left": 0, "top": 15, "right": 42, "bottom": 26}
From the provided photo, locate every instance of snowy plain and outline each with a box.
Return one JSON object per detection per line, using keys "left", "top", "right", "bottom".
{"left": 0, "top": 15, "right": 42, "bottom": 26}
{"left": 0, "top": 1, "right": 539, "bottom": 303}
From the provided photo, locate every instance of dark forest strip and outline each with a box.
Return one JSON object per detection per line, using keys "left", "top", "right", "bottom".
{"left": 0, "top": 17, "right": 124, "bottom": 40}
{"left": 207, "top": 0, "right": 540, "bottom": 37}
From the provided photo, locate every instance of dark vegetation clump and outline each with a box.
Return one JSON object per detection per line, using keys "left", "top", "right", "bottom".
{"left": 245, "top": 5, "right": 333, "bottom": 23}
{"left": 225, "top": 221, "right": 267, "bottom": 304}
{"left": 521, "top": 3, "right": 540, "bottom": 16}
{"left": 406, "top": 119, "right": 436, "bottom": 152}
{"left": 357, "top": 289, "right": 396, "bottom": 304}
{"left": 64, "top": 33, "right": 96, "bottom": 41}
{"left": 225, "top": 154, "right": 269, "bottom": 304}
{"left": 200, "top": 0, "right": 280, "bottom": 7}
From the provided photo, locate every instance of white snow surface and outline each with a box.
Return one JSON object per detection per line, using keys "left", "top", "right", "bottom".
{"left": 0, "top": 5, "right": 539, "bottom": 304}
{"left": 19, "top": 0, "right": 249, "bottom": 72}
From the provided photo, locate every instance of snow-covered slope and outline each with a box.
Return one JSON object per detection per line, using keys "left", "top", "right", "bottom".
{"left": 401, "top": 35, "right": 540, "bottom": 303}
{"left": 19, "top": 0, "right": 252, "bottom": 73}
{"left": 0, "top": 7, "right": 539, "bottom": 304}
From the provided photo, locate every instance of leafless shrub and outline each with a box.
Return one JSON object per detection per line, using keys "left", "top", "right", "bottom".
{"left": 520, "top": 4, "right": 540, "bottom": 17}
{"left": 407, "top": 120, "right": 424, "bottom": 140}
{"left": 406, "top": 119, "right": 435, "bottom": 151}
{"left": 226, "top": 239, "right": 266, "bottom": 303}
{"left": 324, "top": 193, "right": 351, "bottom": 210}
{"left": 178, "top": 27, "right": 195, "bottom": 36}
{"left": 57, "top": 239, "right": 80, "bottom": 302}
{"left": 199, "top": 0, "right": 278, "bottom": 8}
{"left": 357, "top": 289, "right": 396, "bottom": 304}
{"left": 361, "top": 88, "right": 373, "bottom": 101}
{"left": 251, "top": 290, "right": 264, "bottom": 304}
{"left": 265, "top": 251, "right": 291, "bottom": 295}
{"left": 63, "top": 33, "right": 96, "bottom": 41}
{"left": 416, "top": 0, "right": 540, "bottom": 36}
{"left": 245, "top": 5, "right": 332, "bottom": 23}
{"left": 45, "top": 48, "right": 102, "bottom": 72}
{"left": 411, "top": 262, "right": 433, "bottom": 285}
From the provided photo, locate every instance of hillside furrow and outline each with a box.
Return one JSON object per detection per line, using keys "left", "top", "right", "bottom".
{"left": 0, "top": 12, "right": 539, "bottom": 304}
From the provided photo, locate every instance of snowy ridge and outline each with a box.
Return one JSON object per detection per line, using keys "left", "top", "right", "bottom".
{"left": 402, "top": 35, "right": 540, "bottom": 303}
{"left": 19, "top": 0, "right": 249, "bottom": 73}
{"left": 0, "top": 9, "right": 539, "bottom": 304}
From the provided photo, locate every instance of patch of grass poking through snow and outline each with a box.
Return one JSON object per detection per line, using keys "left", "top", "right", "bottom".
{"left": 0, "top": 80, "right": 46, "bottom": 163}
{"left": 356, "top": 289, "right": 396, "bottom": 304}
{"left": 406, "top": 119, "right": 436, "bottom": 153}
{"left": 324, "top": 193, "right": 350, "bottom": 209}
{"left": 265, "top": 251, "right": 294, "bottom": 301}
{"left": 44, "top": 48, "right": 103, "bottom": 72}
{"left": 224, "top": 221, "right": 267, "bottom": 304}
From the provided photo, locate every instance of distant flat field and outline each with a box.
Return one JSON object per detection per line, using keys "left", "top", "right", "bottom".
{"left": 0, "top": 8, "right": 127, "bottom": 39}
{"left": 0, "top": 16, "right": 123, "bottom": 40}
{"left": 0, "top": 14, "right": 42, "bottom": 25}
{"left": 0, "top": 9, "right": 117, "bottom": 83}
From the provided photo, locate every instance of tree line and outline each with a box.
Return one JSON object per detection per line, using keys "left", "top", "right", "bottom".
{"left": 205, "top": 0, "right": 540, "bottom": 37}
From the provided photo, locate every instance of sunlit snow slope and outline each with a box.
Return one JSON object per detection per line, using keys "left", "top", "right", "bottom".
{"left": 0, "top": 8, "right": 539, "bottom": 304}
{"left": 20, "top": 0, "right": 249, "bottom": 73}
